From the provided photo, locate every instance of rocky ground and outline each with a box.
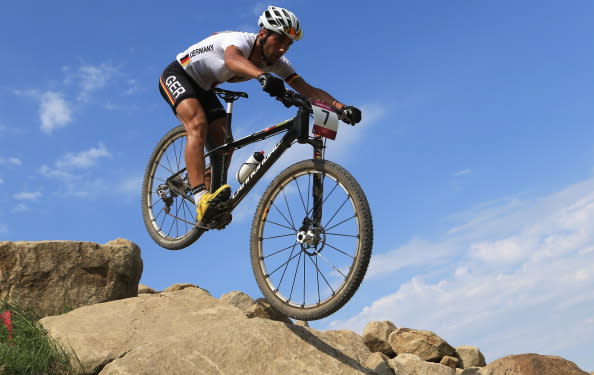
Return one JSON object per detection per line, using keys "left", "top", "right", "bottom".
{"left": 2, "top": 239, "right": 591, "bottom": 375}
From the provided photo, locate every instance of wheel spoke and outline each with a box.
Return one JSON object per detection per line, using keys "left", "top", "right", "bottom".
{"left": 271, "top": 202, "right": 296, "bottom": 230}
{"left": 293, "top": 176, "right": 309, "bottom": 216}
{"left": 282, "top": 189, "right": 296, "bottom": 229}
{"left": 323, "top": 196, "right": 351, "bottom": 229}
{"left": 266, "top": 219, "right": 296, "bottom": 231}
{"left": 314, "top": 248, "right": 348, "bottom": 279}
{"left": 324, "top": 241, "right": 355, "bottom": 259}
{"left": 326, "top": 232, "right": 359, "bottom": 239}
{"left": 289, "top": 250, "right": 303, "bottom": 301}
{"left": 262, "top": 233, "right": 295, "bottom": 240}
{"left": 262, "top": 243, "right": 296, "bottom": 259}
{"left": 307, "top": 253, "right": 336, "bottom": 296}
{"left": 325, "top": 214, "right": 357, "bottom": 232}
{"left": 268, "top": 245, "right": 300, "bottom": 278}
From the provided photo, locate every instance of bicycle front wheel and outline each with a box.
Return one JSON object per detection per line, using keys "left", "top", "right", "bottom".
{"left": 141, "top": 125, "right": 204, "bottom": 250}
{"left": 250, "top": 159, "right": 373, "bottom": 320}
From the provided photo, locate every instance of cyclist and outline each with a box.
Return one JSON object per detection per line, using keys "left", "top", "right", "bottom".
{"left": 158, "top": 5, "right": 362, "bottom": 227}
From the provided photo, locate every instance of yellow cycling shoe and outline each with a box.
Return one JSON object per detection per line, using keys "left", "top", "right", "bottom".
{"left": 196, "top": 184, "right": 231, "bottom": 226}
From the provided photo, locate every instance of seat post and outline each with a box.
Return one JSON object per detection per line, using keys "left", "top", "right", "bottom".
{"left": 224, "top": 101, "right": 234, "bottom": 144}
{"left": 214, "top": 88, "right": 248, "bottom": 144}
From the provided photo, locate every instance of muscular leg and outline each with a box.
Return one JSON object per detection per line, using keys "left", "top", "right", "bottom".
{"left": 205, "top": 117, "right": 233, "bottom": 191}
{"left": 175, "top": 98, "right": 208, "bottom": 189}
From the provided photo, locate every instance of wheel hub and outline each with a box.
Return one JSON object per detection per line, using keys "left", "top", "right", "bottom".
{"left": 296, "top": 220, "right": 326, "bottom": 255}
{"left": 296, "top": 229, "right": 317, "bottom": 245}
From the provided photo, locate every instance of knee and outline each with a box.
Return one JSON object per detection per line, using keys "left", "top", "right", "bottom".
{"left": 184, "top": 116, "right": 207, "bottom": 140}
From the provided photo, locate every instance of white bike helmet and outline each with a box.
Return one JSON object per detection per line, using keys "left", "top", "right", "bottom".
{"left": 258, "top": 6, "right": 302, "bottom": 41}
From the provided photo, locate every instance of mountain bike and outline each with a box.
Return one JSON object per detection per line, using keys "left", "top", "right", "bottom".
{"left": 141, "top": 88, "right": 373, "bottom": 320}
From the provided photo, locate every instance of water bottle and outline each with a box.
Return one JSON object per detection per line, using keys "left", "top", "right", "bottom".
{"left": 236, "top": 151, "right": 265, "bottom": 184}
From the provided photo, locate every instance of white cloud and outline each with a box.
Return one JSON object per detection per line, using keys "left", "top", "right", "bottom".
{"left": 39, "top": 164, "right": 72, "bottom": 179}
{"left": 118, "top": 175, "right": 142, "bottom": 195}
{"left": 56, "top": 143, "right": 111, "bottom": 169}
{"left": 12, "top": 203, "right": 30, "bottom": 213}
{"left": 326, "top": 176, "right": 594, "bottom": 368}
{"left": 0, "top": 157, "right": 22, "bottom": 166}
{"left": 41, "top": 144, "right": 111, "bottom": 180}
{"left": 13, "top": 191, "right": 41, "bottom": 200}
{"left": 40, "top": 91, "right": 73, "bottom": 133}
{"left": 454, "top": 169, "right": 472, "bottom": 176}
{"left": 75, "top": 63, "right": 117, "bottom": 101}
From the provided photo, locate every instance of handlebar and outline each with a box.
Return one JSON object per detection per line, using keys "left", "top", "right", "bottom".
{"left": 278, "top": 90, "right": 350, "bottom": 123}
{"left": 212, "top": 87, "right": 351, "bottom": 123}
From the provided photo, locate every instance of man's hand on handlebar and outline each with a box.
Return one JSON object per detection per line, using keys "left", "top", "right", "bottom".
{"left": 339, "top": 105, "right": 362, "bottom": 125}
{"left": 258, "top": 73, "right": 286, "bottom": 98}
{"left": 271, "top": 89, "right": 362, "bottom": 126}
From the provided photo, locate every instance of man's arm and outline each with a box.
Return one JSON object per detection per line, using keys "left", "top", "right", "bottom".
{"left": 288, "top": 76, "right": 344, "bottom": 110}
{"left": 223, "top": 46, "right": 264, "bottom": 79}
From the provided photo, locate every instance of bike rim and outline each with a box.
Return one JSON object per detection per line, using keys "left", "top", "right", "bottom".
{"left": 256, "top": 168, "right": 362, "bottom": 309}
{"left": 146, "top": 131, "right": 197, "bottom": 240}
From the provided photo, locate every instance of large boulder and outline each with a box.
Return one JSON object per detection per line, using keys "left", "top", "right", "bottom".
{"left": 388, "top": 353, "right": 455, "bottom": 375}
{"left": 364, "top": 353, "right": 393, "bottom": 375}
{"left": 220, "top": 290, "right": 255, "bottom": 311}
{"left": 455, "top": 345, "right": 486, "bottom": 368}
{"left": 244, "top": 297, "right": 293, "bottom": 324}
{"left": 0, "top": 239, "right": 142, "bottom": 317}
{"left": 40, "top": 286, "right": 374, "bottom": 375}
{"left": 313, "top": 329, "right": 373, "bottom": 365}
{"left": 388, "top": 328, "right": 455, "bottom": 362}
{"left": 481, "top": 354, "right": 589, "bottom": 375}
{"left": 363, "top": 321, "right": 397, "bottom": 357}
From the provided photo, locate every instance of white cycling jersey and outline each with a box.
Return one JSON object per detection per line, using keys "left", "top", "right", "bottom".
{"left": 176, "top": 31, "right": 296, "bottom": 90}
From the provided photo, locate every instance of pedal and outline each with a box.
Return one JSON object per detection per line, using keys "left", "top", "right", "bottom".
{"left": 207, "top": 212, "right": 233, "bottom": 230}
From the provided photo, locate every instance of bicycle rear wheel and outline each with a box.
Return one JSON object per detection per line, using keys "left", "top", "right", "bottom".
{"left": 250, "top": 159, "right": 373, "bottom": 320}
{"left": 141, "top": 125, "right": 204, "bottom": 250}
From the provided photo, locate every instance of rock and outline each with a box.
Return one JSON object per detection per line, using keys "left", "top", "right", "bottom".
{"left": 441, "top": 355, "right": 460, "bottom": 369}
{"left": 481, "top": 354, "right": 589, "bottom": 375}
{"left": 0, "top": 239, "right": 142, "bottom": 317}
{"left": 295, "top": 320, "right": 310, "bottom": 327}
{"left": 456, "top": 368, "right": 482, "bottom": 375}
{"left": 219, "top": 290, "right": 255, "bottom": 311}
{"left": 363, "top": 321, "right": 397, "bottom": 357}
{"left": 40, "top": 288, "right": 374, "bottom": 374}
{"left": 244, "top": 298, "right": 293, "bottom": 324}
{"left": 137, "top": 284, "right": 158, "bottom": 294}
{"left": 163, "top": 283, "right": 200, "bottom": 292}
{"left": 456, "top": 345, "right": 486, "bottom": 368}
{"left": 314, "top": 329, "right": 372, "bottom": 365}
{"left": 388, "top": 328, "right": 455, "bottom": 362}
{"left": 388, "top": 353, "right": 455, "bottom": 375}
{"left": 363, "top": 352, "right": 394, "bottom": 375}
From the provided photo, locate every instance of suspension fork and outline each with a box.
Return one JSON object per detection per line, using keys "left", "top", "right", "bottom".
{"left": 311, "top": 135, "right": 326, "bottom": 226}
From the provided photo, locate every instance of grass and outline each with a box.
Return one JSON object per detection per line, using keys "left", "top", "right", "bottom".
{"left": 0, "top": 300, "right": 76, "bottom": 375}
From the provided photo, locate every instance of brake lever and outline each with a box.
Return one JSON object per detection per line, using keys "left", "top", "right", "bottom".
{"left": 277, "top": 95, "right": 293, "bottom": 108}
{"left": 335, "top": 108, "right": 356, "bottom": 126}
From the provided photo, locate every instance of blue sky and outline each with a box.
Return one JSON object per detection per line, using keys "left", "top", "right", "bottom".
{"left": 2, "top": 0, "right": 594, "bottom": 371}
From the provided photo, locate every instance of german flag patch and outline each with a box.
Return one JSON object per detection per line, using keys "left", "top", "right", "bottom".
{"left": 180, "top": 54, "right": 190, "bottom": 67}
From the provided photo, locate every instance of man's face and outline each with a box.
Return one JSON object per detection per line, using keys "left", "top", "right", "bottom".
{"left": 260, "top": 31, "right": 293, "bottom": 63}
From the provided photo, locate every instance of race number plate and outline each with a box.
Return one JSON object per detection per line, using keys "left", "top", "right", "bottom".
{"left": 311, "top": 100, "right": 339, "bottom": 140}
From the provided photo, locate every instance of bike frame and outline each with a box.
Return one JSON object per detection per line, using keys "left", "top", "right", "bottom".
{"left": 166, "top": 89, "right": 326, "bottom": 217}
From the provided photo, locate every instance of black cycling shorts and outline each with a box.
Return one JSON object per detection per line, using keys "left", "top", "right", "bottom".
{"left": 158, "top": 61, "right": 225, "bottom": 123}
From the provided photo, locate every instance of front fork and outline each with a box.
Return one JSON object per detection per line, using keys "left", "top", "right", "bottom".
{"left": 299, "top": 136, "right": 325, "bottom": 237}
